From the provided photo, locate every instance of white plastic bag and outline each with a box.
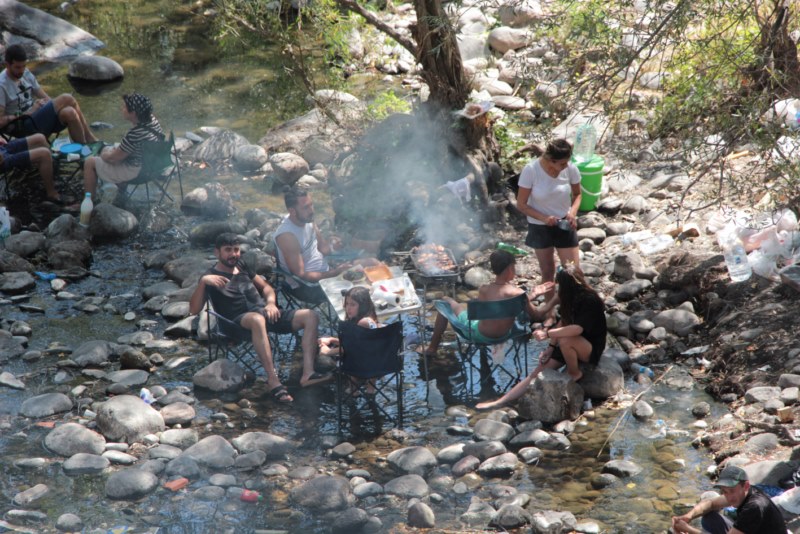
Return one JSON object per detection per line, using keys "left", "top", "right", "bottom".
{"left": 0, "top": 207, "right": 11, "bottom": 243}
{"left": 749, "top": 249, "right": 780, "bottom": 282}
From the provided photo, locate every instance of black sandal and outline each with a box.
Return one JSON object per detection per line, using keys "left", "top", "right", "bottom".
{"left": 269, "top": 385, "right": 293, "bottom": 404}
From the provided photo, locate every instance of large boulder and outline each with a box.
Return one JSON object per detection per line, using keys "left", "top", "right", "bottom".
{"left": 44, "top": 422, "right": 106, "bottom": 457}
{"left": 193, "top": 129, "right": 250, "bottom": 164}
{"left": 181, "top": 182, "right": 237, "bottom": 219}
{"left": 68, "top": 56, "right": 123, "bottom": 81}
{"left": 517, "top": 370, "right": 584, "bottom": 423}
{"left": 89, "top": 203, "right": 138, "bottom": 240}
{"left": 0, "top": 249, "right": 34, "bottom": 273}
{"left": 95, "top": 395, "right": 165, "bottom": 442}
{"left": 2, "top": 231, "right": 45, "bottom": 258}
{"left": 180, "top": 435, "right": 237, "bottom": 469}
{"left": 192, "top": 359, "right": 249, "bottom": 393}
{"left": 20, "top": 393, "right": 72, "bottom": 418}
{"left": 270, "top": 152, "right": 309, "bottom": 186}
{"left": 488, "top": 27, "right": 530, "bottom": 53}
{"left": 579, "top": 355, "right": 624, "bottom": 399}
{"left": 0, "top": 271, "right": 35, "bottom": 293}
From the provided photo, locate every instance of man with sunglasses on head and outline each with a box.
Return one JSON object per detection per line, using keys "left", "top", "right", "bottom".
{"left": 0, "top": 45, "right": 96, "bottom": 144}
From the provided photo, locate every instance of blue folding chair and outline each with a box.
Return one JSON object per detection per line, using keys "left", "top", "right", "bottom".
{"left": 433, "top": 293, "right": 531, "bottom": 399}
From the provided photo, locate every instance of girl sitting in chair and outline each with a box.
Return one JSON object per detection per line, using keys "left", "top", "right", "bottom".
{"left": 319, "top": 286, "right": 383, "bottom": 396}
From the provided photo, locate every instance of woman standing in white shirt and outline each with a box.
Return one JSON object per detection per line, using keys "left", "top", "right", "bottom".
{"left": 516, "top": 139, "right": 581, "bottom": 313}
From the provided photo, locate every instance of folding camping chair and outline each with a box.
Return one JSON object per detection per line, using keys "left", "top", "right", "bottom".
{"left": 336, "top": 320, "right": 405, "bottom": 434}
{"left": 433, "top": 293, "right": 531, "bottom": 400}
{"left": 122, "top": 131, "right": 183, "bottom": 207}
{"left": 203, "top": 297, "right": 290, "bottom": 378}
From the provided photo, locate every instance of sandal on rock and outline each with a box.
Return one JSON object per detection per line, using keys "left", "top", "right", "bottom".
{"left": 269, "top": 385, "right": 293, "bottom": 404}
{"left": 300, "top": 371, "right": 333, "bottom": 388}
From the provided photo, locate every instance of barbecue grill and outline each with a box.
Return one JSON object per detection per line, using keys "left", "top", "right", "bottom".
{"left": 410, "top": 245, "right": 460, "bottom": 296}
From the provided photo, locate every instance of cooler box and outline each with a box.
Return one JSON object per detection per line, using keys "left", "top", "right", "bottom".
{"left": 575, "top": 155, "right": 604, "bottom": 211}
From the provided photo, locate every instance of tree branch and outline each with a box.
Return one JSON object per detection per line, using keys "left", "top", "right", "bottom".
{"left": 335, "top": 0, "right": 419, "bottom": 57}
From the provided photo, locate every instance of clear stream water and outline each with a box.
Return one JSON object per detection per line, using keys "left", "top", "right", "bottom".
{"left": 0, "top": 1, "right": 726, "bottom": 532}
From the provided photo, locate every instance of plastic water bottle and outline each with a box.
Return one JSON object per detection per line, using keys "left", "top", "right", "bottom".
{"left": 496, "top": 242, "right": 529, "bottom": 256}
{"left": 574, "top": 123, "right": 597, "bottom": 162}
{"left": 718, "top": 233, "right": 752, "bottom": 282}
{"left": 631, "top": 363, "right": 654, "bottom": 378}
{"left": 79, "top": 192, "right": 93, "bottom": 227}
{"left": 139, "top": 388, "right": 155, "bottom": 404}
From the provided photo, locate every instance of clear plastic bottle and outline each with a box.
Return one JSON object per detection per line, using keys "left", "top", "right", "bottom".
{"left": 574, "top": 123, "right": 597, "bottom": 162}
{"left": 718, "top": 233, "right": 752, "bottom": 282}
{"left": 79, "top": 192, "right": 93, "bottom": 227}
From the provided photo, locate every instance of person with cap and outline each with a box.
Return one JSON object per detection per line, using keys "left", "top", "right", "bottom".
{"left": 79, "top": 92, "right": 163, "bottom": 200}
{"left": 0, "top": 44, "right": 97, "bottom": 144}
{"left": 671, "top": 463, "right": 787, "bottom": 534}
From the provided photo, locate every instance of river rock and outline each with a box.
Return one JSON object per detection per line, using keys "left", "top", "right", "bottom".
{"left": 47, "top": 238, "right": 92, "bottom": 269}
{"left": 580, "top": 356, "right": 624, "bottom": 399}
{"left": 458, "top": 34, "right": 490, "bottom": 63}
{"left": 188, "top": 220, "right": 246, "bottom": 248}
{"left": 492, "top": 95, "right": 527, "bottom": 110}
{"left": 632, "top": 400, "right": 654, "bottom": 420}
{"left": 745, "top": 460, "right": 795, "bottom": 486}
{"left": 68, "top": 55, "right": 123, "bottom": 81}
{"left": 44, "top": 422, "right": 106, "bottom": 456}
{"left": 119, "top": 348, "right": 151, "bottom": 371}
{"left": 463, "top": 266, "right": 493, "bottom": 289}
{"left": 0, "top": 249, "right": 34, "bottom": 272}
{"left": 477, "top": 452, "right": 519, "bottom": 477}
{"left": 165, "top": 455, "right": 200, "bottom": 478}
{"left": 603, "top": 459, "right": 642, "bottom": 478}
{"left": 181, "top": 182, "right": 237, "bottom": 219}
{"left": 181, "top": 435, "right": 236, "bottom": 469}
{"left": 498, "top": 0, "right": 543, "bottom": 27}
{"left": 473, "top": 418, "right": 515, "bottom": 443}
{"left": 63, "top": 453, "right": 110, "bottom": 475}
{"left": 159, "top": 402, "right": 195, "bottom": 425}
{"left": 193, "top": 359, "right": 248, "bottom": 393}
{"left": 12, "top": 483, "right": 49, "bottom": 506}
{"left": 105, "top": 468, "right": 159, "bottom": 500}
{"left": 56, "top": 513, "right": 82, "bottom": 532}
{"left": 384, "top": 474, "right": 429, "bottom": 498}
{"left": 160, "top": 429, "right": 199, "bottom": 449}
{"left": 149, "top": 444, "right": 183, "bottom": 460}
{"left": 103, "top": 450, "right": 137, "bottom": 465}
{"left": 105, "top": 369, "right": 149, "bottom": 387}
{"left": 452, "top": 455, "right": 481, "bottom": 477}
{"left": 162, "top": 301, "right": 190, "bottom": 320}
{"left": 744, "top": 386, "right": 781, "bottom": 404}
{"left": 231, "top": 431, "right": 292, "bottom": 459}
{"left": 89, "top": 203, "right": 138, "bottom": 239}
{"left": 437, "top": 443, "right": 465, "bottom": 464}
{"left": 742, "top": 432, "right": 779, "bottom": 455}
{"left": 488, "top": 27, "right": 530, "bottom": 53}
{"left": 0, "top": 271, "right": 35, "bottom": 294}
{"left": 355, "top": 482, "right": 384, "bottom": 501}
{"left": 614, "top": 253, "right": 648, "bottom": 281}
{"left": 331, "top": 507, "right": 369, "bottom": 533}
{"left": 270, "top": 152, "right": 310, "bottom": 186}
{"left": 20, "top": 392, "right": 72, "bottom": 417}
{"left": 518, "top": 369, "right": 583, "bottom": 423}
{"left": 3, "top": 231, "right": 45, "bottom": 258}
{"left": 463, "top": 440, "right": 507, "bottom": 461}
{"left": 518, "top": 447, "right": 543, "bottom": 464}
{"left": 233, "top": 144, "right": 269, "bottom": 173}
{"left": 291, "top": 475, "right": 354, "bottom": 511}
{"left": 142, "top": 280, "right": 181, "bottom": 300}
{"left": 4, "top": 510, "right": 47, "bottom": 525}
{"left": 461, "top": 497, "right": 497, "bottom": 527}
{"left": 531, "top": 510, "right": 577, "bottom": 534}
{"left": 652, "top": 308, "right": 701, "bottom": 336}
{"left": 95, "top": 395, "right": 165, "bottom": 442}
{"left": 491, "top": 503, "right": 531, "bottom": 529}
{"left": 779, "top": 374, "right": 800, "bottom": 388}
{"left": 162, "top": 254, "right": 212, "bottom": 285}
{"left": 72, "top": 340, "right": 114, "bottom": 367}
{"left": 331, "top": 442, "right": 356, "bottom": 459}
{"left": 387, "top": 446, "right": 437, "bottom": 476}
{"left": 0, "top": 371, "right": 25, "bottom": 389}
{"left": 615, "top": 279, "right": 652, "bottom": 300}
{"left": 408, "top": 502, "right": 435, "bottom": 528}
{"left": 193, "top": 129, "right": 250, "bottom": 163}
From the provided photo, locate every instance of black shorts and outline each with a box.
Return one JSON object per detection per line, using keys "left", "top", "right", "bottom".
{"left": 525, "top": 223, "right": 578, "bottom": 249}
{"left": 288, "top": 284, "right": 326, "bottom": 305}
{"left": 229, "top": 308, "right": 296, "bottom": 335}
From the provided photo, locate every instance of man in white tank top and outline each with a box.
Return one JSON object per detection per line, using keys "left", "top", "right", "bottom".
{"left": 274, "top": 189, "right": 354, "bottom": 303}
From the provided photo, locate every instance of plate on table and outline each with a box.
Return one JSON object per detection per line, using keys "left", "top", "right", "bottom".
{"left": 59, "top": 143, "right": 84, "bottom": 154}
{"left": 327, "top": 280, "right": 354, "bottom": 294}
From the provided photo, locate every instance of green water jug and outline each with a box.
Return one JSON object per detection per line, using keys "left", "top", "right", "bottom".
{"left": 574, "top": 155, "right": 604, "bottom": 211}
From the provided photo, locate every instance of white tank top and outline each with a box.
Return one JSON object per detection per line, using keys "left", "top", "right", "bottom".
{"left": 274, "top": 216, "right": 329, "bottom": 287}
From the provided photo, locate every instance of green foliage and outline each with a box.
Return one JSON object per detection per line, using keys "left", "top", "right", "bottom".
{"left": 365, "top": 90, "right": 412, "bottom": 121}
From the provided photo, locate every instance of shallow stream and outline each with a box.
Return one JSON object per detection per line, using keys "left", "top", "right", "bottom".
{"left": 1, "top": 1, "right": 729, "bottom": 532}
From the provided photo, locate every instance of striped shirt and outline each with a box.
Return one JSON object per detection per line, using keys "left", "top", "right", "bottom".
{"left": 119, "top": 116, "right": 163, "bottom": 167}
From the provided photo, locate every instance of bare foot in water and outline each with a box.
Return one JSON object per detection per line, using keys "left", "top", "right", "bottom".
{"left": 475, "top": 398, "right": 506, "bottom": 410}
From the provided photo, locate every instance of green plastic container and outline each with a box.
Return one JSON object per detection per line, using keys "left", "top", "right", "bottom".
{"left": 575, "top": 154, "right": 604, "bottom": 211}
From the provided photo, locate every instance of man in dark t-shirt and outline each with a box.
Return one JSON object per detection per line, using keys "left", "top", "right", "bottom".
{"left": 672, "top": 464, "right": 788, "bottom": 534}
{"left": 189, "top": 233, "right": 332, "bottom": 404}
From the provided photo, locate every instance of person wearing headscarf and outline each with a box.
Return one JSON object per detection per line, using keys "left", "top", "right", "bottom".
{"left": 80, "top": 92, "right": 163, "bottom": 199}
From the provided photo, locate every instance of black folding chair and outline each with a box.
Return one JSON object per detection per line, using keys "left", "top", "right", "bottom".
{"left": 336, "top": 320, "right": 405, "bottom": 434}
{"left": 434, "top": 294, "right": 531, "bottom": 400}
{"left": 203, "top": 297, "right": 291, "bottom": 378}
{"left": 122, "top": 131, "right": 183, "bottom": 207}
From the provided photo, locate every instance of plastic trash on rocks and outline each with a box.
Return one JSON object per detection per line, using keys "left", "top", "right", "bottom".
{"left": 637, "top": 234, "right": 673, "bottom": 255}
{"left": 772, "top": 135, "right": 800, "bottom": 162}
{"left": 717, "top": 223, "right": 752, "bottom": 282}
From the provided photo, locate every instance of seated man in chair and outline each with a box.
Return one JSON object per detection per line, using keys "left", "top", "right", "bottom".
{"left": 1, "top": 133, "right": 64, "bottom": 204}
{"left": 0, "top": 45, "right": 97, "bottom": 143}
{"left": 189, "top": 233, "right": 332, "bottom": 404}
{"left": 423, "top": 249, "right": 553, "bottom": 356}
{"left": 274, "top": 186, "right": 377, "bottom": 304}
